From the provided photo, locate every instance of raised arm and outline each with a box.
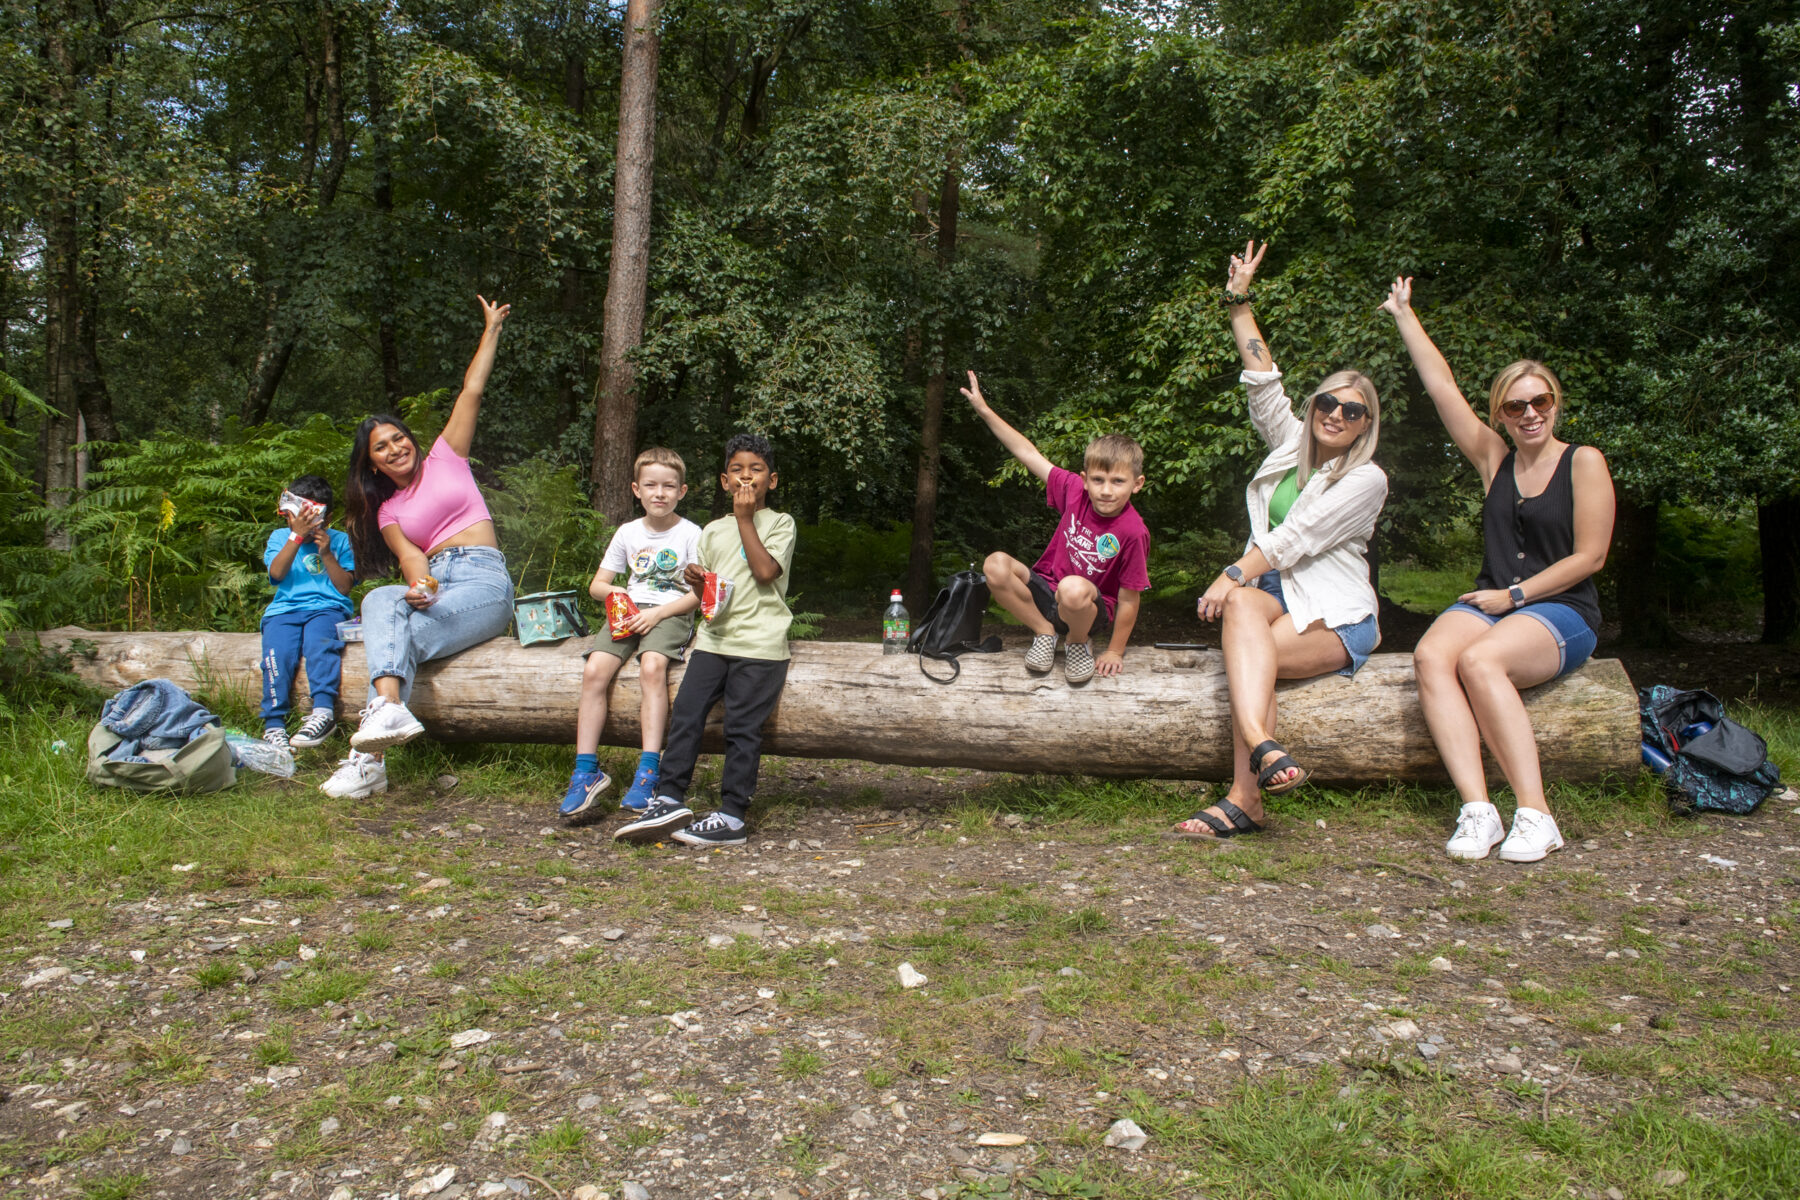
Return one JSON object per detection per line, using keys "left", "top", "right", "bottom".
{"left": 440, "top": 295, "right": 511, "bottom": 458}
{"left": 1226, "top": 239, "right": 1275, "bottom": 372}
{"left": 1380, "top": 277, "right": 1508, "bottom": 484}
{"left": 961, "top": 371, "right": 1053, "bottom": 483}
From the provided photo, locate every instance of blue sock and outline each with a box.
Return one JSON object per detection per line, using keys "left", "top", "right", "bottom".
{"left": 575, "top": 753, "right": 599, "bottom": 774}
{"left": 636, "top": 751, "right": 660, "bottom": 775}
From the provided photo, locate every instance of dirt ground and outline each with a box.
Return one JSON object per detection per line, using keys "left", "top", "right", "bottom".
{"left": 4, "top": 753, "right": 1798, "bottom": 1200}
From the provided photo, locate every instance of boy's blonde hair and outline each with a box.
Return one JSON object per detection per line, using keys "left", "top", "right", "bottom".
{"left": 1299, "top": 369, "right": 1381, "bottom": 487}
{"left": 1084, "top": 433, "right": 1144, "bottom": 478}
{"left": 634, "top": 446, "right": 686, "bottom": 484}
{"left": 1486, "top": 360, "right": 1563, "bottom": 432}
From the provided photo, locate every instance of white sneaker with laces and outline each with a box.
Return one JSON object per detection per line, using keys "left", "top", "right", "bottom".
{"left": 1496, "top": 807, "right": 1564, "bottom": 863}
{"left": 320, "top": 751, "right": 387, "bottom": 799}
{"left": 1445, "top": 801, "right": 1506, "bottom": 861}
{"left": 349, "top": 696, "right": 425, "bottom": 751}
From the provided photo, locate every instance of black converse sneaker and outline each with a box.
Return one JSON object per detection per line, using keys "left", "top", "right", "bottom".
{"left": 290, "top": 710, "right": 337, "bottom": 749}
{"left": 613, "top": 797, "right": 693, "bottom": 844}
{"left": 672, "top": 811, "right": 748, "bottom": 847}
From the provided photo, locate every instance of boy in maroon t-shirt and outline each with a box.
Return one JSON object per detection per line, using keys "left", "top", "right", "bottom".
{"left": 962, "top": 371, "right": 1151, "bottom": 683}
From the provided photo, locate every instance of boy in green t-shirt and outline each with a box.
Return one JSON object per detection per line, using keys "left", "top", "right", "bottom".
{"left": 614, "top": 433, "right": 796, "bottom": 848}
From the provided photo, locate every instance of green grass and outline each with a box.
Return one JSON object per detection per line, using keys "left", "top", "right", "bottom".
{"left": 274, "top": 967, "right": 368, "bottom": 1011}
{"left": 79, "top": 1172, "right": 147, "bottom": 1200}
{"left": 778, "top": 1046, "right": 825, "bottom": 1080}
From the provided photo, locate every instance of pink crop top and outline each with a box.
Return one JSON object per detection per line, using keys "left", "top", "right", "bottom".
{"left": 378, "top": 436, "right": 494, "bottom": 553}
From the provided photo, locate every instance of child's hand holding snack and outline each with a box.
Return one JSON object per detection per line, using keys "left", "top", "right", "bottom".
{"left": 623, "top": 605, "right": 665, "bottom": 635}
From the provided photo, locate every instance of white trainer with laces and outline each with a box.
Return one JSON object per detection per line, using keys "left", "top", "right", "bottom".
{"left": 320, "top": 751, "right": 387, "bottom": 799}
{"left": 349, "top": 696, "right": 425, "bottom": 752}
{"left": 1496, "top": 807, "right": 1564, "bottom": 863}
{"left": 1445, "top": 801, "right": 1506, "bottom": 861}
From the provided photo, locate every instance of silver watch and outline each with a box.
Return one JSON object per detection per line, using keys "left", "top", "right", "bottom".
{"left": 1224, "top": 565, "right": 1246, "bottom": 586}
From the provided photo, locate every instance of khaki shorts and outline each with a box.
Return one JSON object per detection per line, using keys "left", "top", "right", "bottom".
{"left": 585, "top": 613, "right": 693, "bottom": 663}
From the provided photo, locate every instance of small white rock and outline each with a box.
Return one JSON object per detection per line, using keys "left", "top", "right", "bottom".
{"left": 1428, "top": 956, "right": 1453, "bottom": 972}
{"left": 318, "top": 1116, "right": 340, "bottom": 1135}
{"left": 328, "top": 1187, "right": 355, "bottom": 1200}
{"left": 449, "top": 1028, "right": 492, "bottom": 1048}
{"left": 897, "top": 962, "right": 928, "bottom": 989}
{"left": 621, "top": 1183, "right": 650, "bottom": 1200}
{"left": 1104, "top": 1118, "right": 1148, "bottom": 1151}
{"left": 976, "top": 1132, "right": 1027, "bottom": 1146}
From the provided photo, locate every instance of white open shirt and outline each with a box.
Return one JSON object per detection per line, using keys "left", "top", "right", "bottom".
{"left": 1241, "top": 368, "right": 1388, "bottom": 636}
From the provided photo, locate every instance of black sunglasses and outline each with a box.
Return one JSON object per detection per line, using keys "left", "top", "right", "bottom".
{"left": 1499, "top": 392, "right": 1556, "bottom": 419}
{"left": 1311, "top": 394, "right": 1370, "bottom": 423}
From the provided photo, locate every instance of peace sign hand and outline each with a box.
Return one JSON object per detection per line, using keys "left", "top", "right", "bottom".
{"left": 1228, "top": 239, "right": 1268, "bottom": 294}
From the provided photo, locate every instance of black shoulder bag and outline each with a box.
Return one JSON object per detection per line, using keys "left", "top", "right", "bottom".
{"left": 906, "top": 570, "right": 1003, "bottom": 683}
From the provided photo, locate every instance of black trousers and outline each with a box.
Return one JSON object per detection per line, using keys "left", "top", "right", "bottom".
{"left": 658, "top": 649, "right": 789, "bottom": 819}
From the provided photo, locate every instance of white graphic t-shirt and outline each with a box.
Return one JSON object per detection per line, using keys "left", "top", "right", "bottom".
{"left": 600, "top": 516, "right": 703, "bottom": 608}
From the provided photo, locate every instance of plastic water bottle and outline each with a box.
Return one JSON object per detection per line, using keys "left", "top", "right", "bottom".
{"left": 224, "top": 730, "right": 296, "bottom": 778}
{"left": 882, "top": 589, "right": 910, "bottom": 654}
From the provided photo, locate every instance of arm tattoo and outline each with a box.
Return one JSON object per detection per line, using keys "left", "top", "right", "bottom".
{"left": 1246, "top": 338, "right": 1268, "bottom": 366}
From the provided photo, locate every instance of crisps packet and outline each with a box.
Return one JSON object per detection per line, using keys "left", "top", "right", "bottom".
{"left": 701, "top": 572, "right": 734, "bottom": 622}
{"left": 277, "top": 490, "right": 326, "bottom": 524}
{"left": 608, "top": 591, "right": 640, "bottom": 640}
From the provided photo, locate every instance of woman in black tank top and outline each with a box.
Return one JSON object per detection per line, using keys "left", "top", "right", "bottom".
{"left": 1383, "top": 277, "right": 1616, "bottom": 865}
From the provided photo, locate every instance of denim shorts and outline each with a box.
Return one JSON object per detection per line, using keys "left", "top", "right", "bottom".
{"left": 1255, "top": 571, "right": 1378, "bottom": 677}
{"left": 1443, "top": 600, "right": 1597, "bottom": 679}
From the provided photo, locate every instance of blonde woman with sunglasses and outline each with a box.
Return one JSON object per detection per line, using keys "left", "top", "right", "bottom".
{"left": 1383, "top": 277, "right": 1616, "bottom": 863}
{"left": 1174, "top": 240, "right": 1388, "bottom": 841}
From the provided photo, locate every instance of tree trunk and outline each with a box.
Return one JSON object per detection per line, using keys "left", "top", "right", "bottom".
{"left": 591, "top": 0, "right": 662, "bottom": 521}
{"left": 1612, "top": 495, "right": 1677, "bottom": 647}
{"left": 904, "top": 159, "right": 961, "bottom": 613}
{"left": 1759, "top": 492, "right": 1800, "bottom": 645}
{"left": 37, "top": 628, "right": 1642, "bottom": 785}
{"left": 367, "top": 54, "right": 402, "bottom": 407}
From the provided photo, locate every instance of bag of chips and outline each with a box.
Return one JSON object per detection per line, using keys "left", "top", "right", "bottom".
{"left": 701, "top": 572, "right": 733, "bottom": 623}
{"left": 607, "top": 591, "right": 640, "bottom": 640}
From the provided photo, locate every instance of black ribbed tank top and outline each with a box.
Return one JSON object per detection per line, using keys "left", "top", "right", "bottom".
{"left": 1475, "top": 446, "right": 1602, "bottom": 633}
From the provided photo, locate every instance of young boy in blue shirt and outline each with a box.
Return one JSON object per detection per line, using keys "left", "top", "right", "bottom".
{"left": 261, "top": 475, "right": 356, "bottom": 751}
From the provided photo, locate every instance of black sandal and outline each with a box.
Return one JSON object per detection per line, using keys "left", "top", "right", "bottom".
{"left": 1173, "top": 798, "right": 1265, "bottom": 840}
{"left": 1251, "top": 739, "right": 1308, "bottom": 795}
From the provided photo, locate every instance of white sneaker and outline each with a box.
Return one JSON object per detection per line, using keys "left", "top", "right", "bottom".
{"left": 349, "top": 696, "right": 425, "bottom": 751}
{"left": 320, "top": 751, "right": 387, "bottom": 799}
{"left": 1445, "top": 801, "right": 1506, "bottom": 861}
{"left": 1497, "top": 808, "right": 1564, "bottom": 863}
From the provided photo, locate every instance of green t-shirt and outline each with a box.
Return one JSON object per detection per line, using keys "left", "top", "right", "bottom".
{"left": 692, "top": 507, "right": 798, "bottom": 661}
{"left": 1268, "top": 469, "right": 1301, "bottom": 529}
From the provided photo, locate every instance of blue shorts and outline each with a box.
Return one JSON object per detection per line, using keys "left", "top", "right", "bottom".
{"left": 1255, "top": 572, "right": 1378, "bottom": 677}
{"left": 1442, "top": 600, "right": 1597, "bottom": 679}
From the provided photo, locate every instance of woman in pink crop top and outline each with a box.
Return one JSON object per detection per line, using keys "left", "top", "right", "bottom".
{"left": 322, "top": 296, "right": 517, "bottom": 801}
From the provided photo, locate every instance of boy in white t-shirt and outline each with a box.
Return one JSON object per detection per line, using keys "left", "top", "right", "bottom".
{"left": 559, "top": 448, "right": 703, "bottom": 823}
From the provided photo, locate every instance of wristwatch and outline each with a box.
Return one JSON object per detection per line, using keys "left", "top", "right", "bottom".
{"left": 1508, "top": 585, "right": 1526, "bottom": 608}
{"left": 1224, "top": 565, "right": 1246, "bottom": 586}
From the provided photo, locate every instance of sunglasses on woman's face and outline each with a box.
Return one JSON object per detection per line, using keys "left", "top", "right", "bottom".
{"left": 1312, "top": 394, "right": 1370, "bottom": 423}
{"left": 1499, "top": 393, "right": 1556, "bottom": 419}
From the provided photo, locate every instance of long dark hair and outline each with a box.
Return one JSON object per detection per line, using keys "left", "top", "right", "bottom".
{"left": 345, "top": 414, "right": 423, "bottom": 578}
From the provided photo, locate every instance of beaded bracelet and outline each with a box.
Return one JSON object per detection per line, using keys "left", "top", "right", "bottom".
{"left": 1222, "top": 288, "right": 1254, "bottom": 307}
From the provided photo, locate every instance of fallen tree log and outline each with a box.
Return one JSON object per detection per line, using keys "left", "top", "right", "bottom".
{"left": 35, "top": 627, "right": 1640, "bottom": 784}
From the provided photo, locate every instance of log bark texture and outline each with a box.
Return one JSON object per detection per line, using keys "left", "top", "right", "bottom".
{"left": 37, "top": 629, "right": 1640, "bottom": 785}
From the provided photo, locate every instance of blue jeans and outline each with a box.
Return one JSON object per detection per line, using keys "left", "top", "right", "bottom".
{"left": 1254, "top": 571, "right": 1379, "bottom": 677}
{"left": 260, "top": 608, "right": 346, "bottom": 726}
{"left": 361, "top": 546, "right": 514, "bottom": 704}
{"left": 1443, "top": 600, "right": 1597, "bottom": 679}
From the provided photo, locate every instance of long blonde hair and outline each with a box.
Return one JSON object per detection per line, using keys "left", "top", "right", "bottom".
{"left": 1486, "top": 360, "right": 1563, "bottom": 432}
{"left": 1298, "top": 369, "right": 1381, "bottom": 487}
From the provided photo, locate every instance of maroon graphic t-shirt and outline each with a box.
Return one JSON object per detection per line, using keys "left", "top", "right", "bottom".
{"left": 1030, "top": 467, "right": 1152, "bottom": 620}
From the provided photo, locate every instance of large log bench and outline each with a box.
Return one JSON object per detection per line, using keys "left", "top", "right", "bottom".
{"left": 37, "top": 627, "right": 1640, "bottom": 785}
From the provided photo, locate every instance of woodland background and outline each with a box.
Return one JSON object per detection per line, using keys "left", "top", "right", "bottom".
{"left": 2, "top": 0, "right": 1797, "bottom": 645}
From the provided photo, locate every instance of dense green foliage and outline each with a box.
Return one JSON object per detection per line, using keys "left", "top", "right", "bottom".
{"left": 3, "top": 1, "right": 1796, "bottom": 634}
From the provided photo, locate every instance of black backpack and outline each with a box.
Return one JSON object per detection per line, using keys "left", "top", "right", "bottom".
{"left": 1639, "top": 685, "right": 1782, "bottom": 817}
{"left": 907, "top": 570, "right": 1003, "bottom": 683}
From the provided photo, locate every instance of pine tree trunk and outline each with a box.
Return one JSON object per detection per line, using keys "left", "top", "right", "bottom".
{"left": 904, "top": 159, "right": 961, "bottom": 613}
{"left": 1759, "top": 492, "right": 1800, "bottom": 645}
{"left": 591, "top": 0, "right": 661, "bottom": 521}
{"left": 1613, "top": 495, "right": 1677, "bottom": 647}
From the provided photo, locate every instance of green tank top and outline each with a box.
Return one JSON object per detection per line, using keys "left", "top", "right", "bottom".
{"left": 1268, "top": 469, "right": 1300, "bottom": 528}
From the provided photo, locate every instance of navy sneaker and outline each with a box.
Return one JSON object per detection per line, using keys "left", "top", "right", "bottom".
{"left": 612, "top": 797, "right": 693, "bottom": 843}
{"left": 558, "top": 768, "right": 612, "bottom": 824}
{"left": 671, "top": 811, "right": 748, "bottom": 848}
{"left": 620, "top": 762, "right": 658, "bottom": 812}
